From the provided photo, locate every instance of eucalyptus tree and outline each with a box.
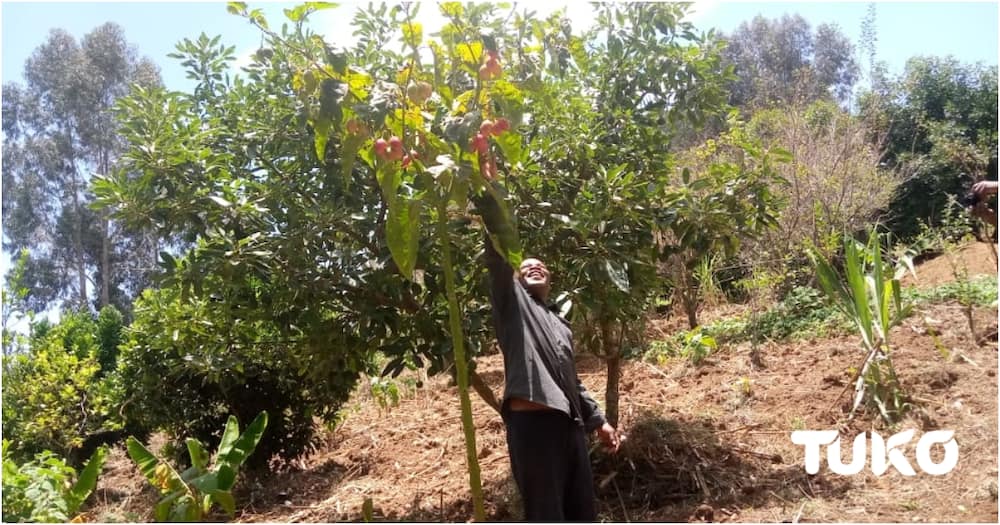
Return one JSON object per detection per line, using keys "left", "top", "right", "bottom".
{"left": 721, "top": 14, "right": 858, "bottom": 109}
{"left": 2, "top": 23, "right": 161, "bottom": 315}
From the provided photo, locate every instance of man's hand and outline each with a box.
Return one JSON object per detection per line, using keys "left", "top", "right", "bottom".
{"left": 596, "top": 423, "right": 623, "bottom": 453}
{"left": 973, "top": 180, "right": 999, "bottom": 197}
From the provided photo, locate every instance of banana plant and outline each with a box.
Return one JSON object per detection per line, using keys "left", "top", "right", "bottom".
{"left": 126, "top": 411, "right": 268, "bottom": 522}
{"left": 809, "top": 228, "right": 915, "bottom": 423}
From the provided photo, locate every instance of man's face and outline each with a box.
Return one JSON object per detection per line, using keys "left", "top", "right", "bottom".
{"left": 518, "top": 258, "right": 551, "bottom": 302}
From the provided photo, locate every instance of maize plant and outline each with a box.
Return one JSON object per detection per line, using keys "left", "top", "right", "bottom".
{"left": 808, "top": 228, "right": 915, "bottom": 424}
{"left": 126, "top": 411, "right": 268, "bottom": 522}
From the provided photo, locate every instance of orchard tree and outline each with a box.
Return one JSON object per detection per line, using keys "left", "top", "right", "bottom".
{"left": 505, "top": 3, "right": 781, "bottom": 425}
{"left": 98, "top": 2, "right": 530, "bottom": 516}
{"left": 2, "top": 23, "right": 161, "bottom": 315}
{"left": 662, "top": 119, "right": 786, "bottom": 330}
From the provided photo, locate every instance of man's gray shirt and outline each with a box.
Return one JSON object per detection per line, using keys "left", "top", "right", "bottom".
{"left": 485, "top": 239, "right": 607, "bottom": 432}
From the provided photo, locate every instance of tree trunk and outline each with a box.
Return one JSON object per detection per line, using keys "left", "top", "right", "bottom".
{"left": 604, "top": 353, "right": 621, "bottom": 428}
{"left": 100, "top": 212, "right": 111, "bottom": 309}
{"left": 436, "top": 205, "right": 486, "bottom": 522}
{"left": 600, "top": 320, "right": 621, "bottom": 428}
{"left": 99, "top": 150, "right": 111, "bottom": 309}
{"left": 672, "top": 259, "right": 699, "bottom": 328}
{"left": 684, "top": 294, "right": 698, "bottom": 329}
{"left": 70, "top": 165, "right": 88, "bottom": 310}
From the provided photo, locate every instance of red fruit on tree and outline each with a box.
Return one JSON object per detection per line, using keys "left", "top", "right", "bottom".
{"left": 374, "top": 138, "right": 388, "bottom": 158}
{"left": 480, "top": 120, "right": 494, "bottom": 137}
{"left": 492, "top": 118, "right": 509, "bottom": 135}
{"left": 402, "top": 155, "right": 412, "bottom": 169}
{"left": 381, "top": 136, "right": 402, "bottom": 161}
{"left": 472, "top": 133, "right": 489, "bottom": 154}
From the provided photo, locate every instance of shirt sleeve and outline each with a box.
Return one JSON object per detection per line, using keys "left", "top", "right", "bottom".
{"left": 577, "top": 378, "right": 607, "bottom": 432}
{"left": 484, "top": 233, "right": 516, "bottom": 314}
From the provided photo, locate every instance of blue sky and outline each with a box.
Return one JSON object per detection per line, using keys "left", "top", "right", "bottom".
{"left": 2, "top": 1, "right": 998, "bottom": 93}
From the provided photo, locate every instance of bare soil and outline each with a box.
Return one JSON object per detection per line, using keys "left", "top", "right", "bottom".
{"left": 83, "top": 244, "right": 998, "bottom": 523}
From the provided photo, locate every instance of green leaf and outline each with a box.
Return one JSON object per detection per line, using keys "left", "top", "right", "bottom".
{"left": 314, "top": 79, "right": 344, "bottom": 160}
{"left": 68, "top": 446, "right": 107, "bottom": 512}
{"left": 386, "top": 196, "right": 423, "bottom": 281}
{"left": 208, "top": 195, "right": 232, "bottom": 208}
{"left": 604, "top": 260, "right": 630, "bottom": 292}
{"left": 439, "top": 2, "right": 463, "bottom": 17}
{"left": 155, "top": 492, "right": 183, "bottom": 522}
{"left": 869, "top": 232, "right": 888, "bottom": 337}
{"left": 457, "top": 41, "right": 484, "bottom": 65}
{"left": 249, "top": 9, "right": 268, "bottom": 29}
{"left": 808, "top": 247, "right": 851, "bottom": 316}
{"left": 187, "top": 471, "right": 219, "bottom": 493}
{"left": 495, "top": 129, "right": 524, "bottom": 167}
{"left": 844, "top": 237, "right": 874, "bottom": 346}
{"left": 449, "top": 174, "right": 469, "bottom": 212}
{"left": 314, "top": 122, "right": 331, "bottom": 161}
{"left": 226, "top": 2, "right": 247, "bottom": 15}
{"left": 219, "top": 411, "right": 268, "bottom": 470}
{"left": 185, "top": 439, "right": 209, "bottom": 472}
{"left": 215, "top": 464, "right": 237, "bottom": 492}
{"left": 127, "top": 437, "right": 183, "bottom": 494}
{"left": 284, "top": 2, "right": 338, "bottom": 21}
{"left": 216, "top": 416, "right": 240, "bottom": 462}
{"left": 210, "top": 490, "right": 236, "bottom": 517}
{"left": 340, "top": 132, "right": 365, "bottom": 192}
{"left": 362, "top": 497, "right": 374, "bottom": 522}
{"left": 376, "top": 163, "right": 403, "bottom": 203}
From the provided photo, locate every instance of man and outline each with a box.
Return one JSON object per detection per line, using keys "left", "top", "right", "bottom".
{"left": 483, "top": 233, "right": 620, "bottom": 521}
{"left": 972, "top": 180, "right": 998, "bottom": 227}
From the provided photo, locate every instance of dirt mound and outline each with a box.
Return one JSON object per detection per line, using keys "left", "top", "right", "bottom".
{"left": 905, "top": 241, "right": 997, "bottom": 288}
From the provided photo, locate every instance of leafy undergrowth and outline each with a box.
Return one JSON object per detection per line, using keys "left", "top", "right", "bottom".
{"left": 80, "top": 246, "right": 997, "bottom": 523}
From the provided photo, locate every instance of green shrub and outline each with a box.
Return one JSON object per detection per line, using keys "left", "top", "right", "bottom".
{"left": 117, "top": 286, "right": 361, "bottom": 467}
{"left": 2, "top": 312, "right": 119, "bottom": 460}
{"left": 645, "top": 327, "right": 718, "bottom": 365}
{"left": 743, "top": 286, "right": 849, "bottom": 341}
{"left": 906, "top": 275, "right": 998, "bottom": 307}
{"left": 2, "top": 441, "right": 108, "bottom": 523}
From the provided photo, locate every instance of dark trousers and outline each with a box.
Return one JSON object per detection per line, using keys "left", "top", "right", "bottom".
{"left": 504, "top": 409, "right": 597, "bottom": 522}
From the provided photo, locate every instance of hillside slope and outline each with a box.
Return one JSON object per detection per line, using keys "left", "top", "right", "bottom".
{"left": 85, "top": 244, "right": 998, "bottom": 523}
